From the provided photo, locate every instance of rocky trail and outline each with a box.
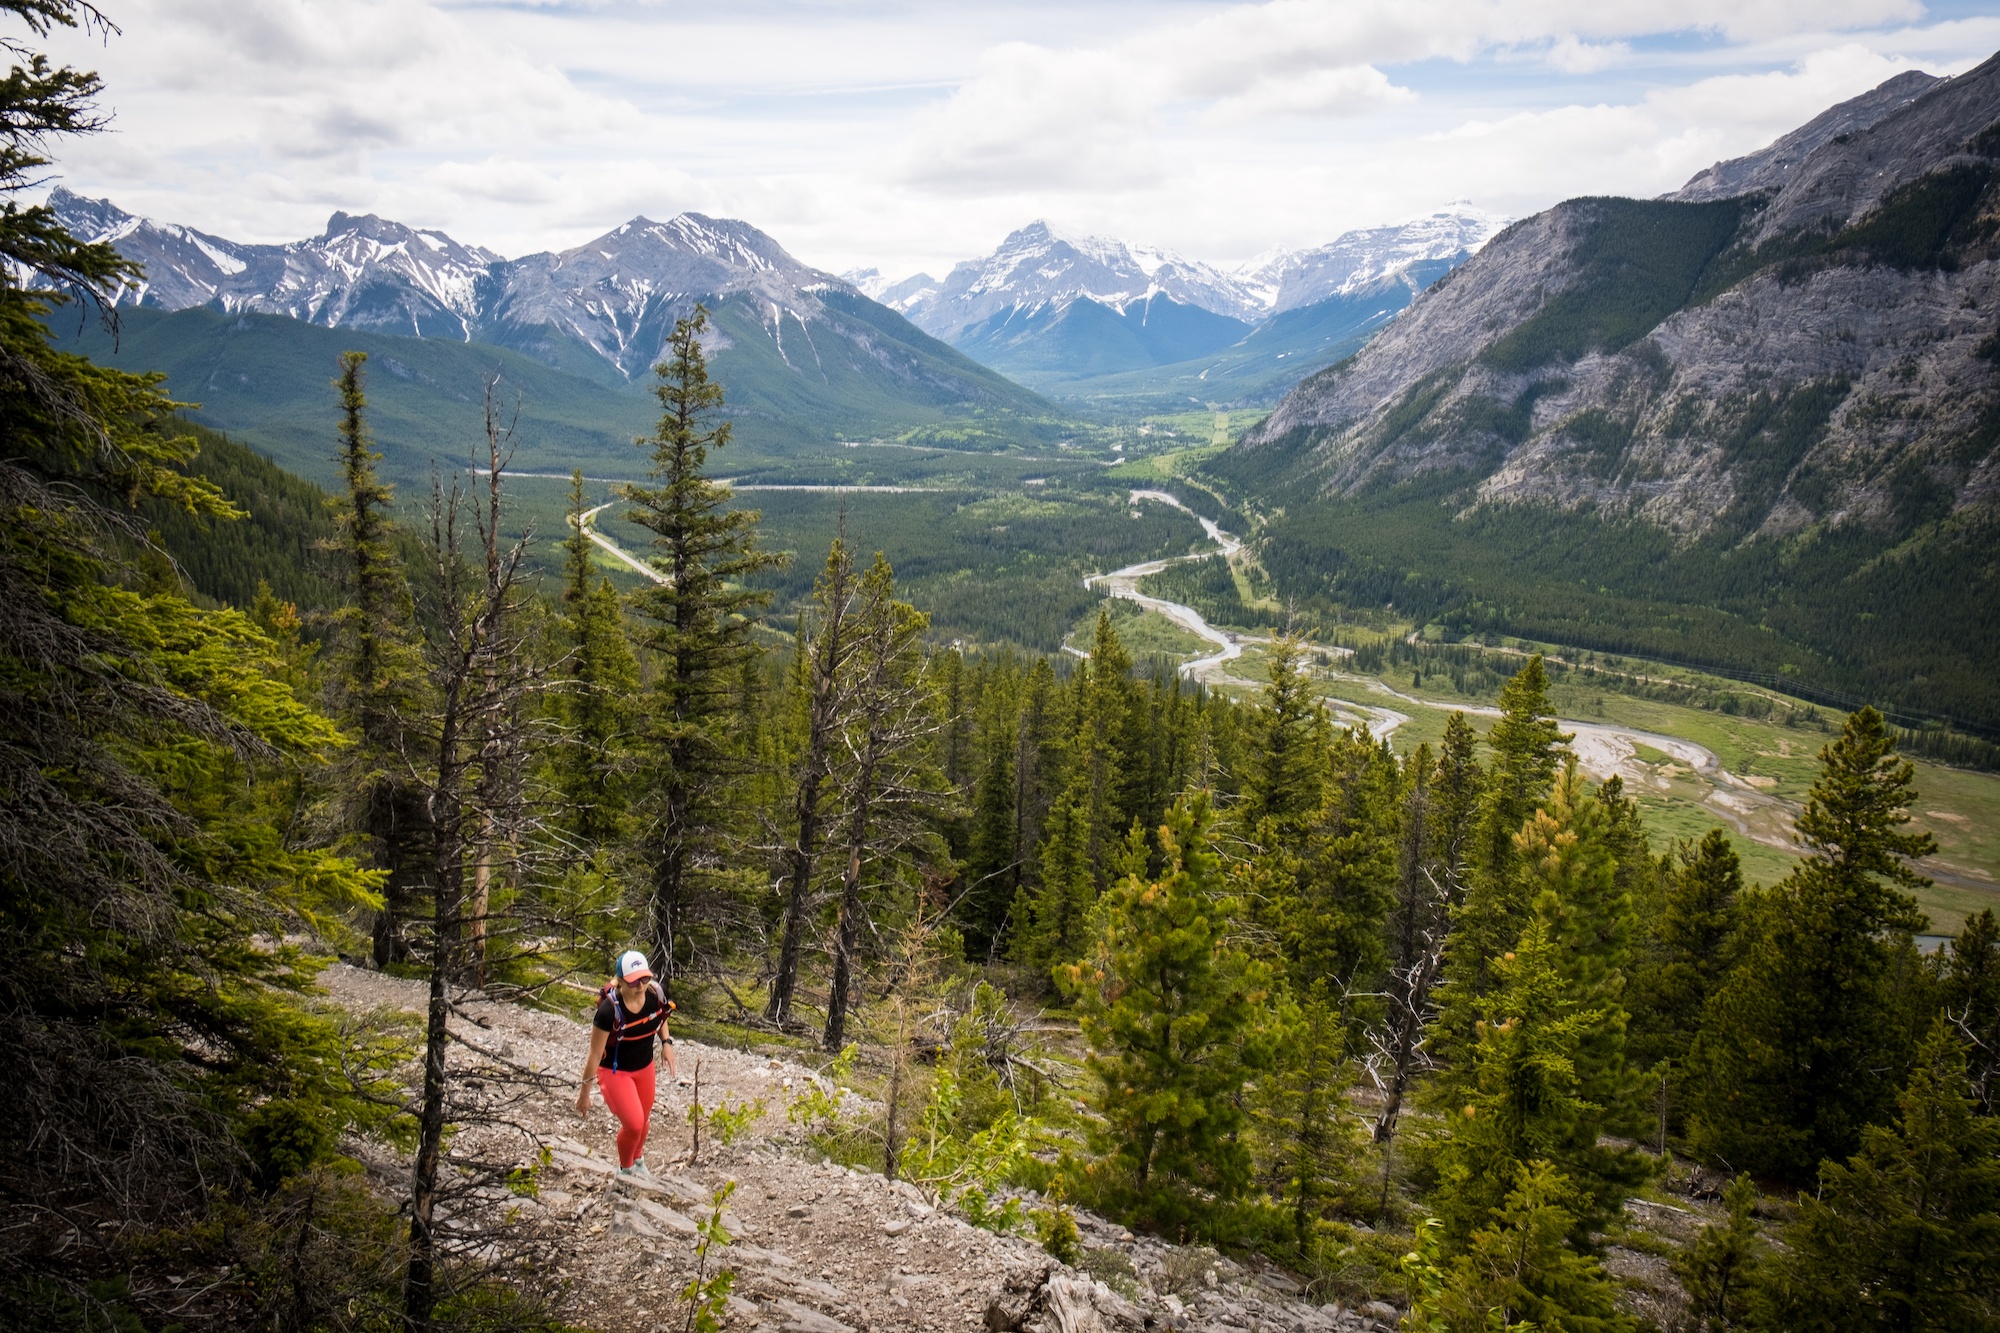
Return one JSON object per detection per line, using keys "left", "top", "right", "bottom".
{"left": 322, "top": 965, "right": 1398, "bottom": 1333}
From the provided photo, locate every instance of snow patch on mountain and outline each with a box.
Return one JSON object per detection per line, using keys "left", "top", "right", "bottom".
{"left": 1242, "top": 202, "right": 1511, "bottom": 314}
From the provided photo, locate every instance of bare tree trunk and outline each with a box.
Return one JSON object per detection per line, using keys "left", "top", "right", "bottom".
{"left": 823, "top": 758, "right": 876, "bottom": 1050}
{"left": 405, "top": 596, "right": 471, "bottom": 1331}
{"left": 883, "top": 1001, "right": 907, "bottom": 1180}
{"left": 402, "top": 455, "right": 535, "bottom": 1330}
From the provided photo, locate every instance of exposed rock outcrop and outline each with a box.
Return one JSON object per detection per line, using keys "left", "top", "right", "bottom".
{"left": 1233, "top": 57, "right": 2000, "bottom": 544}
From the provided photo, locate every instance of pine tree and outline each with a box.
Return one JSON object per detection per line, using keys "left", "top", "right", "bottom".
{"left": 963, "top": 660, "right": 1023, "bottom": 957}
{"left": 1471, "top": 656, "right": 1569, "bottom": 887}
{"left": 1257, "top": 977, "right": 1359, "bottom": 1249}
{"left": 553, "top": 470, "right": 637, "bottom": 857}
{"left": 1672, "top": 1174, "right": 1762, "bottom": 1333}
{"left": 623, "top": 306, "right": 784, "bottom": 990}
{"left": 1375, "top": 741, "right": 1443, "bottom": 1144}
{"left": 1059, "top": 793, "right": 1276, "bottom": 1203}
{"left": 1412, "top": 1161, "right": 1637, "bottom": 1333}
{"left": 1427, "top": 920, "right": 1609, "bottom": 1249}
{"left": 1278, "top": 728, "right": 1399, "bottom": 1037}
{"left": 1752, "top": 1020, "right": 2000, "bottom": 1332}
{"left": 1686, "top": 708, "right": 1933, "bottom": 1182}
{"left": 1430, "top": 710, "right": 1483, "bottom": 888}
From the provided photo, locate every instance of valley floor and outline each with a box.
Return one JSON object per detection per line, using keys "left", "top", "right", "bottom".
{"left": 1076, "top": 492, "right": 2000, "bottom": 932}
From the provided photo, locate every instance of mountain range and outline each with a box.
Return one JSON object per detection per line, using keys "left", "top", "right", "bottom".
{"left": 1217, "top": 59, "right": 2000, "bottom": 730}
{"left": 51, "top": 191, "right": 1061, "bottom": 482}
{"left": 848, "top": 205, "right": 1508, "bottom": 405}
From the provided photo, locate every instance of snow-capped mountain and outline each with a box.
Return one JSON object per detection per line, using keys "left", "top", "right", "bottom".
{"left": 49, "top": 191, "right": 1050, "bottom": 445}
{"left": 53, "top": 189, "right": 502, "bottom": 340}
{"left": 50, "top": 191, "right": 1005, "bottom": 390}
{"left": 867, "top": 207, "right": 1509, "bottom": 398}
{"left": 487, "top": 213, "right": 847, "bottom": 379}
{"left": 1242, "top": 203, "right": 1511, "bottom": 314}
{"left": 903, "top": 221, "right": 1267, "bottom": 341}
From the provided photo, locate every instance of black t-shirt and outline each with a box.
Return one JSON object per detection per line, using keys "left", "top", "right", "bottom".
{"left": 594, "top": 986, "right": 667, "bottom": 1072}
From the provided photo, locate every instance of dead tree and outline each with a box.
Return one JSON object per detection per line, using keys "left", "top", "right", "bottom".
{"left": 400, "top": 447, "right": 540, "bottom": 1330}
{"left": 767, "top": 528, "right": 865, "bottom": 1028}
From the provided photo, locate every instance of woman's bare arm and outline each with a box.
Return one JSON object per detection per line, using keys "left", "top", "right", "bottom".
{"left": 575, "top": 1028, "right": 609, "bottom": 1117}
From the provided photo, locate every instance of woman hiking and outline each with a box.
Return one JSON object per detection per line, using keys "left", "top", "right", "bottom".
{"left": 576, "top": 949, "right": 677, "bottom": 1177}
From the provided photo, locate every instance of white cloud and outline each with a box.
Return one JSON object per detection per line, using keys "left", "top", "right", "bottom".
{"left": 23, "top": 0, "right": 1999, "bottom": 281}
{"left": 1544, "top": 35, "right": 1632, "bottom": 74}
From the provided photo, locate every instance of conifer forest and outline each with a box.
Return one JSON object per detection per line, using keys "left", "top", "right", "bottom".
{"left": 3, "top": 4, "right": 1999, "bottom": 1332}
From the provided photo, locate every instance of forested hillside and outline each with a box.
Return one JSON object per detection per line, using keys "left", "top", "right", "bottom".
{"left": 1217, "top": 63, "right": 2000, "bottom": 733}
{"left": 5, "top": 6, "right": 1997, "bottom": 1333}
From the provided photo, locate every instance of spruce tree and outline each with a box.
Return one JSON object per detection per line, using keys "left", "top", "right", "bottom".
{"left": 328, "top": 351, "right": 428, "bottom": 966}
{"left": 1626, "top": 830, "right": 1743, "bottom": 1082}
{"left": 1686, "top": 708, "right": 1933, "bottom": 1182}
{"left": 0, "top": 18, "right": 391, "bottom": 1310}
{"left": 1752, "top": 1020, "right": 2000, "bottom": 1332}
{"left": 1242, "top": 635, "right": 1329, "bottom": 835}
{"left": 1011, "top": 779, "right": 1096, "bottom": 979}
{"left": 624, "top": 306, "right": 784, "bottom": 990}
{"left": 1059, "top": 793, "right": 1275, "bottom": 1205}
{"left": 1435, "top": 659, "right": 1570, "bottom": 1063}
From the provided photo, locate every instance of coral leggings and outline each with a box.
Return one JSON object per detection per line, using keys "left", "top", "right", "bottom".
{"left": 596, "top": 1063, "right": 656, "bottom": 1167}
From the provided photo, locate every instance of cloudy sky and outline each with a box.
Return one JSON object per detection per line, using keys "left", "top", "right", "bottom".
{"left": 38, "top": 0, "right": 2000, "bottom": 280}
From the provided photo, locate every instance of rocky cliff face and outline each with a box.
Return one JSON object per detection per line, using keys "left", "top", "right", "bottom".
{"left": 1234, "top": 59, "right": 2000, "bottom": 545}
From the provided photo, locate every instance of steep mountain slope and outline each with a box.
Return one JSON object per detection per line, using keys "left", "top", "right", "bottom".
{"left": 53, "top": 194, "right": 1065, "bottom": 456}
{"left": 1672, "top": 70, "right": 1941, "bottom": 202}
{"left": 60, "top": 305, "right": 659, "bottom": 488}
{"left": 1219, "top": 62, "right": 2000, "bottom": 729}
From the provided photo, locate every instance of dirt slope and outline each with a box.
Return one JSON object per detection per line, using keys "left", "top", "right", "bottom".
{"left": 320, "top": 965, "right": 1397, "bottom": 1333}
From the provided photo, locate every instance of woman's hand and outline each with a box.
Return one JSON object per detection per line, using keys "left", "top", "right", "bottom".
{"left": 575, "top": 1081, "right": 592, "bottom": 1119}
